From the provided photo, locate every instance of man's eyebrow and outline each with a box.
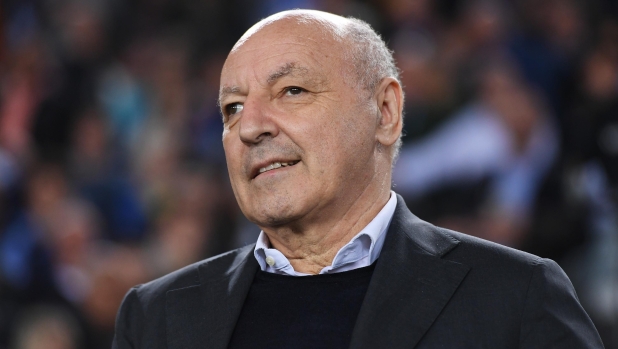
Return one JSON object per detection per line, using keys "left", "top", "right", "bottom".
{"left": 218, "top": 86, "right": 241, "bottom": 106}
{"left": 219, "top": 62, "right": 318, "bottom": 105}
{"left": 267, "top": 62, "right": 309, "bottom": 85}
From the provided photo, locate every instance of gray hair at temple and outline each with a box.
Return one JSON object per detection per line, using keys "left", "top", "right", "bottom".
{"left": 343, "top": 18, "right": 401, "bottom": 95}
{"left": 341, "top": 17, "right": 404, "bottom": 162}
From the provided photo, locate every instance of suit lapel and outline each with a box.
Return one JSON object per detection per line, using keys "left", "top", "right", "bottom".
{"left": 166, "top": 245, "right": 259, "bottom": 349}
{"left": 349, "top": 195, "right": 470, "bottom": 349}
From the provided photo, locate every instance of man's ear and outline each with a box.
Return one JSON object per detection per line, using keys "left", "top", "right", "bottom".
{"left": 375, "top": 77, "right": 403, "bottom": 148}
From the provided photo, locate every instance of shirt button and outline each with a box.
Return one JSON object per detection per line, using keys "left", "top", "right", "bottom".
{"left": 265, "top": 256, "right": 275, "bottom": 266}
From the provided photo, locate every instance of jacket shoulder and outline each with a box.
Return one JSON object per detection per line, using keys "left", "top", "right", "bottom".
{"left": 442, "top": 228, "right": 541, "bottom": 265}
{"left": 113, "top": 245, "right": 255, "bottom": 349}
{"left": 135, "top": 244, "right": 255, "bottom": 304}
{"left": 433, "top": 226, "right": 546, "bottom": 288}
{"left": 392, "top": 194, "right": 542, "bottom": 271}
{"left": 413, "top": 225, "right": 602, "bottom": 347}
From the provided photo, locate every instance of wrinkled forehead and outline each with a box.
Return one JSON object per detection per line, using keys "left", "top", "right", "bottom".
{"left": 219, "top": 11, "right": 354, "bottom": 100}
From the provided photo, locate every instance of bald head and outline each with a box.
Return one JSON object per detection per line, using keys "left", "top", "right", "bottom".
{"left": 231, "top": 10, "right": 401, "bottom": 97}
{"left": 232, "top": 10, "right": 349, "bottom": 51}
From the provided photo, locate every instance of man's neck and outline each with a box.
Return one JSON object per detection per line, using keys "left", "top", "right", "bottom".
{"left": 262, "top": 188, "right": 391, "bottom": 274}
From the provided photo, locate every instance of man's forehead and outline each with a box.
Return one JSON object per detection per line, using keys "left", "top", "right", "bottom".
{"left": 265, "top": 62, "right": 310, "bottom": 83}
{"left": 219, "top": 10, "right": 353, "bottom": 101}
{"left": 219, "top": 61, "right": 325, "bottom": 102}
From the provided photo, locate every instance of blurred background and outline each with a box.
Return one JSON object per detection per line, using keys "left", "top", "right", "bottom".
{"left": 0, "top": 0, "right": 616, "bottom": 348}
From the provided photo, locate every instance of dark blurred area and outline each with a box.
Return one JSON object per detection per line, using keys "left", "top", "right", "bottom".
{"left": 0, "top": 0, "right": 616, "bottom": 348}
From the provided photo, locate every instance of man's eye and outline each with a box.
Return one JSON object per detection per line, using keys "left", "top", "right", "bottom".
{"left": 225, "top": 103, "right": 244, "bottom": 116}
{"left": 284, "top": 87, "right": 305, "bottom": 96}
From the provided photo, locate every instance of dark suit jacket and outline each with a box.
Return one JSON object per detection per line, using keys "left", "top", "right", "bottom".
{"left": 113, "top": 195, "right": 603, "bottom": 348}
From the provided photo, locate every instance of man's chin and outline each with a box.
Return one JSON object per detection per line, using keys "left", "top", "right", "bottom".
{"left": 251, "top": 211, "right": 298, "bottom": 229}
{"left": 245, "top": 205, "right": 304, "bottom": 230}
{"left": 240, "top": 189, "right": 303, "bottom": 222}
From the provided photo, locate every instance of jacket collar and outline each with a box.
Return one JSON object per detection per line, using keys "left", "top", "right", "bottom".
{"left": 349, "top": 194, "right": 470, "bottom": 349}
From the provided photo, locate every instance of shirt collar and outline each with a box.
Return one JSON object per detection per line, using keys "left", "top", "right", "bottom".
{"left": 254, "top": 191, "right": 398, "bottom": 276}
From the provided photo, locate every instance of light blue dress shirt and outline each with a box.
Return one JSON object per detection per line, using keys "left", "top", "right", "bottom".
{"left": 254, "top": 191, "right": 398, "bottom": 276}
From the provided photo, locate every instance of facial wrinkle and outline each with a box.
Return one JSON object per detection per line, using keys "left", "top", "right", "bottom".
{"left": 242, "top": 138, "right": 304, "bottom": 178}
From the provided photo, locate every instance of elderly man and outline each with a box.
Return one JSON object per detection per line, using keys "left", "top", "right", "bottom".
{"left": 113, "top": 10, "right": 603, "bottom": 349}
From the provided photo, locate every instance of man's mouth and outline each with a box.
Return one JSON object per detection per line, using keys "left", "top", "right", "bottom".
{"left": 257, "top": 160, "right": 300, "bottom": 176}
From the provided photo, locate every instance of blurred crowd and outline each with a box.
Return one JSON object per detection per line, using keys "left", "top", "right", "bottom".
{"left": 0, "top": 0, "right": 616, "bottom": 348}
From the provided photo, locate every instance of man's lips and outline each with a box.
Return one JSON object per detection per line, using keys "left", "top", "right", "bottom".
{"left": 250, "top": 160, "right": 300, "bottom": 179}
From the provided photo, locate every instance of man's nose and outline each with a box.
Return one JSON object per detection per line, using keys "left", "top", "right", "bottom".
{"left": 238, "top": 97, "right": 279, "bottom": 144}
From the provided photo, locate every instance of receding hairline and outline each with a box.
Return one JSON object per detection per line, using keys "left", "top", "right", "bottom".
{"left": 224, "top": 10, "right": 400, "bottom": 92}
